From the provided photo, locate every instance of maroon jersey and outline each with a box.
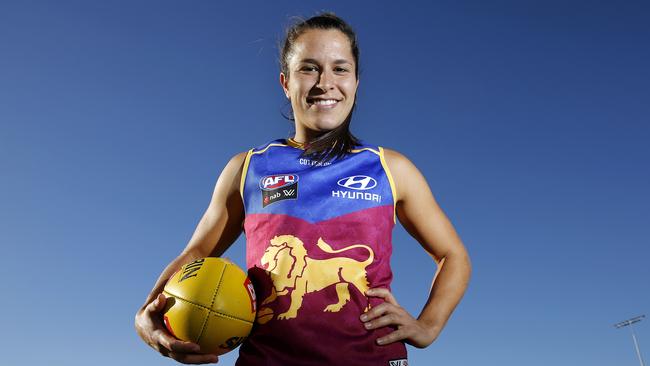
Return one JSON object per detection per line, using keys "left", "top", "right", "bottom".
{"left": 236, "top": 138, "right": 408, "bottom": 366}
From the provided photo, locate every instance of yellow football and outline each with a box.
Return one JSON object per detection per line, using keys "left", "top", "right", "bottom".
{"left": 162, "top": 257, "right": 257, "bottom": 355}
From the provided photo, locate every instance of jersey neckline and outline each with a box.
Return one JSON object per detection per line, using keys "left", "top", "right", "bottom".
{"left": 285, "top": 138, "right": 306, "bottom": 150}
{"left": 282, "top": 137, "right": 372, "bottom": 151}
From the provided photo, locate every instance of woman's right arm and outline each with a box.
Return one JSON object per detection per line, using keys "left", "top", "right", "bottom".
{"left": 134, "top": 151, "right": 249, "bottom": 364}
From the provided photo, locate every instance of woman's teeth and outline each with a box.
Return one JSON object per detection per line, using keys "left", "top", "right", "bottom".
{"left": 312, "top": 99, "right": 337, "bottom": 106}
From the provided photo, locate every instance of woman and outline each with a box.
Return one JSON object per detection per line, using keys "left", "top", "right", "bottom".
{"left": 135, "top": 13, "right": 471, "bottom": 365}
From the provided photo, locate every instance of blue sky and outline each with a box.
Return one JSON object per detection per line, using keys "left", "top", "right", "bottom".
{"left": 1, "top": 1, "right": 649, "bottom": 365}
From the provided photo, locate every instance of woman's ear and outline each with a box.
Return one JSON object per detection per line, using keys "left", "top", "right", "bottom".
{"left": 280, "top": 73, "right": 290, "bottom": 99}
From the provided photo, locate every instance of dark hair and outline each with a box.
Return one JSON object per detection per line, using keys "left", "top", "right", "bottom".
{"left": 280, "top": 12, "right": 361, "bottom": 164}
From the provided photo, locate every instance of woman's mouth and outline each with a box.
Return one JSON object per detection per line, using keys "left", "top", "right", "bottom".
{"left": 307, "top": 98, "right": 340, "bottom": 108}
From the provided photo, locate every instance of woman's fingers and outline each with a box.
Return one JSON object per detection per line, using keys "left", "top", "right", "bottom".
{"left": 361, "top": 302, "right": 399, "bottom": 322}
{"left": 154, "top": 328, "right": 211, "bottom": 363}
{"left": 363, "top": 310, "right": 400, "bottom": 330}
{"left": 366, "top": 287, "right": 399, "bottom": 306}
{"left": 147, "top": 293, "right": 166, "bottom": 314}
{"left": 361, "top": 287, "right": 429, "bottom": 346}
{"left": 146, "top": 293, "right": 204, "bottom": 356}
{"left": 155, "top": 329, "right": 201, "bottom": 353}
{"left": 376, "top": 328, "right": 408, "bottom": 345}
{"left": 167, "top": 352, "right": 219, "bottom": 364}
{"left": 360, "top": 288, "right": 404, "bottom": 324}
{"left": 137, "top": 293, "right": 216, "bottom": 362}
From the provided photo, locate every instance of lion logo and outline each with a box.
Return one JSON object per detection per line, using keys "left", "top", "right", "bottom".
{"left": 257, "top": 234, "right": 374, "bottom": 323}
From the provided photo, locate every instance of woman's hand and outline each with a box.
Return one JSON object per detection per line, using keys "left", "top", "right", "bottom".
{"left": 135, "top": 293, "right": 219, "bottom": 364}
{"left": 360, "top": 288, "right": 439, "bottom": 348}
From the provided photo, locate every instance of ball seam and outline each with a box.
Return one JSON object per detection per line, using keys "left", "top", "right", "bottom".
{"left": 197, "top": 263, "right": 227, "bottom": 343}
{"left": 162, "top": 291, "right": 254, "bottom": 324}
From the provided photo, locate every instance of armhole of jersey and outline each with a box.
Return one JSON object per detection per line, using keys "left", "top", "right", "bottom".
{"left": 378, "top": 146, "right": 397, "bottom": 224}
{"left": 239, "top": 149, "right": 254, "bottom": 205}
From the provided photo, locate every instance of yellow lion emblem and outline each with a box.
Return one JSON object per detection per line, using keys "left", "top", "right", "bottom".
{"left": 257, "top": 234, "right": 374, "bottom": 323}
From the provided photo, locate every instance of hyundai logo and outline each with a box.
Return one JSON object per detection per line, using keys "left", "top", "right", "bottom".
{"left": 337, "top": 175, "right": 377, "bottom": 190}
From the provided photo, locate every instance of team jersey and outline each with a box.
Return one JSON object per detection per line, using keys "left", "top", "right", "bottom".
{"left": 235, "top": 138, "right": 408, "bottom": 366}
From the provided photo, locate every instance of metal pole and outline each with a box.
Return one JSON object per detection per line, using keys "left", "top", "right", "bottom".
{"left": 630, "top": 323, "right": 646, "bottom": 366}
{"left": 614, "top": 315, "right": 646, "bottom": 366}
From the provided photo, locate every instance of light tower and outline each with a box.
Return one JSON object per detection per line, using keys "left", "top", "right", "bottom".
{"left": 614, "top": 315, "right": 646, "bottom": 366}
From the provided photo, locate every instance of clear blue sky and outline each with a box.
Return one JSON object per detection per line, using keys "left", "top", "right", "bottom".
{"left": 1, "top": 1, "right": 649, "bottom": 365}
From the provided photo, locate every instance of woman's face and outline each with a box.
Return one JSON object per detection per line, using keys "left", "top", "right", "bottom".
{"left": 281, "top": 29, "right": 358, "bottom": 141}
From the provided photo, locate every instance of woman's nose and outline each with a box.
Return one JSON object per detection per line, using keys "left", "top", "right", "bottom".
{"left": 316, "top": 70, "right": 334, "bottom": 91}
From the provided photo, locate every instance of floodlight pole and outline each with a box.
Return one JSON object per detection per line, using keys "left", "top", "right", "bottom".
{"left": 614, "top": 315, "right": 646, "bottom": 366}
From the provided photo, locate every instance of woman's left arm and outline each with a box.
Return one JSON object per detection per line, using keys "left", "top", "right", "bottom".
{"left": 360, "top": 148, "right": 472, "bottom": 348}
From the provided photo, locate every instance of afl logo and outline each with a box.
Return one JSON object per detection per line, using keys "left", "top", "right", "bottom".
{"left": 260, "top": 174, "right": 299, "bottom": 191}
{"left": 337, "top": 175, "right": 377, "bottom": 191}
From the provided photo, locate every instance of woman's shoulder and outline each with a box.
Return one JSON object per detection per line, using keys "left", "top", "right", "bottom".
{"left": 350, "top": 140, "right": 415, "bottom": 174}
{"left": 223, "top": 151, "right": 250, "bottom": 178}
{"left": 377, "top": 145, "right": 412, "bottom": 171}
{"left": 375, "top": 145, "right": 428, "bottom": 203}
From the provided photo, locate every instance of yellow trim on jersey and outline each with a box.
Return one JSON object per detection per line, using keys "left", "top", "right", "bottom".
{"left": 286, "top": 138, "right": 305, "bottom": 149}
{"left": 351, "top": 147, "right": 379, "bottom": 155}
{"left": 251, "top": 143, "right": 290, "bottom": 156}
{"left": 239, "top": 149, "right": 254, "bottom": 200}
{"left": 287, "top": 138, "right": 379, "bottom": 156}
{"left": 378, "top": 146, "right": 397, "bottom": 224}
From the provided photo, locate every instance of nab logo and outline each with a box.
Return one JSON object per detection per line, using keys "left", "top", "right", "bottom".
{"left": 260, "top": 174, "right": 299, "bottom": 207}
{"left": 337, "top": 175, "right": 377, "bottom": 190}
{"left": 388, "top": 360, "right": 408, "bottom": 366}
{"left": 260, "top": 174, "right": 299, "bottom": 191}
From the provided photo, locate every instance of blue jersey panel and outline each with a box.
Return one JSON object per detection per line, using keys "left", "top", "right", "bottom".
{"left": 242, "top": 139, "right": 395, "bottom": 224}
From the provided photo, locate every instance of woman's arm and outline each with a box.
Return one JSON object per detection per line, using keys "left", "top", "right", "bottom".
{"left": 361, "top": 148, "right": 472, "bottom": 348}
{"left": 134, "top": 151, "right": 248, "bottom": 364}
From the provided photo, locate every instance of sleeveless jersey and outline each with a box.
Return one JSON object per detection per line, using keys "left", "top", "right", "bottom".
{"left": 236, "top": 138, "right": 408, "bottom": 366}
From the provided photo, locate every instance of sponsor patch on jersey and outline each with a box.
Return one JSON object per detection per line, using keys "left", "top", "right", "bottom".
{"left": 299, "top": 158, "right": 332, "bottom": 167}
{"left": 337, "top": 175, "right": 377, "bottom": 190}
{"left": 388, "top": 359, "right": 408, "bottom": 366}
{"left": 332, "top": 175, "right": 381, "bottom": 202}
{"left": 260, "top": 174, "right": 299, "bottom": 207}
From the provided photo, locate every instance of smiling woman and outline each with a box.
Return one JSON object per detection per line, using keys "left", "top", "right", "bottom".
{"left": 279, "top": 14, "right": 362, "bottom": 164}
{"left": 135, "top": 12, "right": 472, "bottom": 366}
{"left": 281, "top": 28, "right": 358, "bottom": 148}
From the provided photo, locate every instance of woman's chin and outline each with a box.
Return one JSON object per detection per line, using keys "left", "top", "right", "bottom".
{"left": 309, "top": 120, "right": 346, "bottom": 132}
